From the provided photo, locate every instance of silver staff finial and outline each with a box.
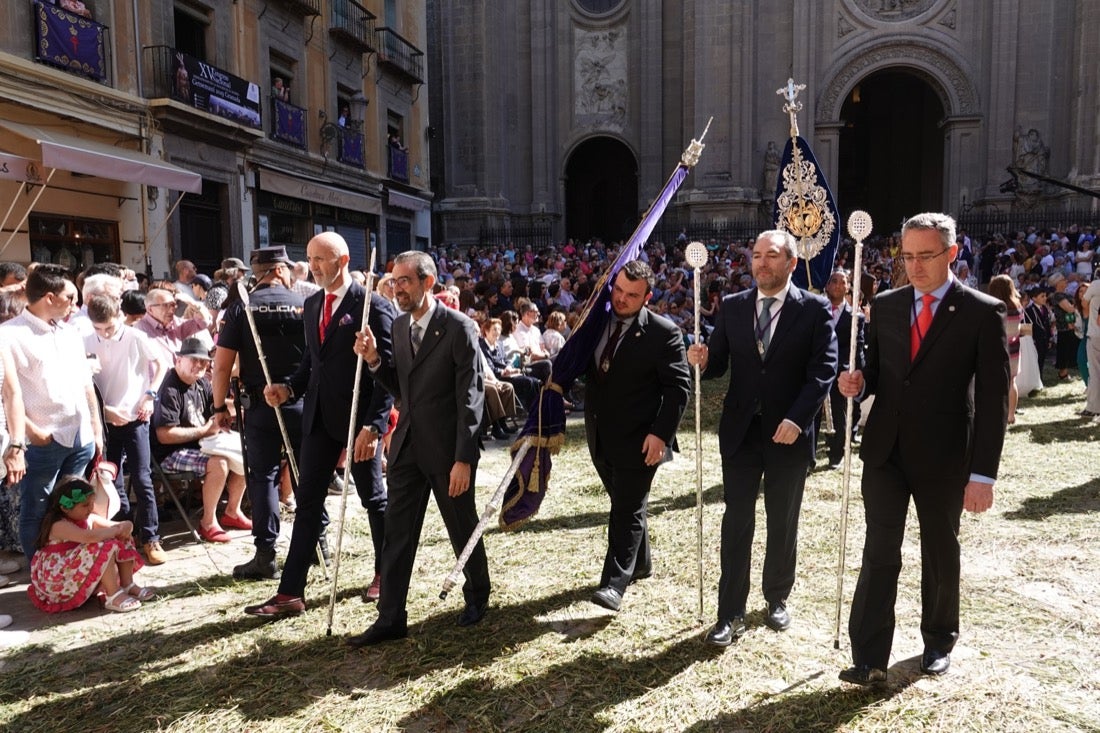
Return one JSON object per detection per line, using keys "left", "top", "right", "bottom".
{"left": 777, "top": 78, "right": 806, "bottom": 139}
{"left": 681, "top": 116, "right": 714, "bottom": 167}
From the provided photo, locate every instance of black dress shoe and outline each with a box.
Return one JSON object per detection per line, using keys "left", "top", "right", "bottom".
{"left": 765, "top": 602, "right": 790, "bottom": 632}
{"left": 243, "top": 595, "right": 305, "bottom": 618}
{"left": 591, "top": 586, "right": 623, "bottom": 612}
{"left": 920, "top": 649, "right": 951, "bottom": 676}
{"left": 457, "top": 602, "right": 488, "bottom": 627}
{"left": 630, "top": 565, "right": 652, "bottom": 582}
{"left": 838, "top": 664, "right": 887, "bottom": 686}
{"left": 346, "top": 622, "right": 408, "bottom": 647}
{"left": 704, "top": 616, "right": 746, "bottom": 647}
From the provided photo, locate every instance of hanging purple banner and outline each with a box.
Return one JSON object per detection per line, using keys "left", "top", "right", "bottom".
{"left": 272, "top": 98, "right": 307, "bottom": 148}
{"left": 34, "top": 1, "right": 108, "bottom": 83}
{"left": 170, "top": 49, "right": 262, "bottom": 130}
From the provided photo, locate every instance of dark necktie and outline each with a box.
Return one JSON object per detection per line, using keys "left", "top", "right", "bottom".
{"left": 598, "top": 320, "right": 624, "bottom": 376}
{"left": 910, "top": 293, "right": 936, "bottom": 360}
{"left": 758, "top": 297, "right": 777, "bottom": 355}
{"left": 411, "top": 322, "right": 423, "bottom": 356}
{"left": 319, "top": 293, "right": 336, "bottom": 343}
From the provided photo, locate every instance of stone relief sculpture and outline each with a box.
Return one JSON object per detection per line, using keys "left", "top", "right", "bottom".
{"left": 1013, "top": 126, "right": 1050, "bottom": 194}
{"left": 853, "top": 0, "right": 935, "bottom": 21}
{"left": 763, "top": 141, "right": 780, "bottom": 199}
{"left": 574, "top": 28, "right": 627, "bottom": 128}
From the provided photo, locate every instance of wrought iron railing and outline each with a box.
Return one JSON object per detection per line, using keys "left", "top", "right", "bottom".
{"left": 274, "top": 0, "right": 321, "bottom": 16}
{"left": 271, "top": 96, "right": 307, "bottom": 148}
{"left": 32, "top": 0, "right": 111, "bottom": 84}
{"left": 329, "top": 0, "right": 377, "bottom": 53}
{"left": 375, "top": 27, "right": 424, "bottom": 84}
{"left": 337, "top": 128, "right": 364, "bottom": 168}
{"left": 388, "top": 146, "right": 409, "bottom": 183}
{"left": 479, "top": 223, "right": 554, "bottom": 250}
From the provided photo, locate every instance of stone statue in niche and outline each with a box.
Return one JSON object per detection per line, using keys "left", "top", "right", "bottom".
{"left": 1013, "top": 126, "right": 1050, "bottom": 192}
{"left": 762, "top": 141, "right": 780, "bottom": 200}
{"left": 575, "top": 28, "right": 627, "bottom": 128}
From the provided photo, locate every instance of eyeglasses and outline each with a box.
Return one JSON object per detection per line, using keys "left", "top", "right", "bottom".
{"left": 393, "top": 275, "right": 423, "bottom": 288}
{"left": 898, "top": 248, "right": 950, "bottom": 265}
{"left": 59, "top": 487, "right": 92, "bottom": 509}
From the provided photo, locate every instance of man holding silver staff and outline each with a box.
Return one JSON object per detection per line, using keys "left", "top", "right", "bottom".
{"left": 837, "top": 212, "right": 1008, "bottom": 686}
{"left": 687, "top": 229, "right": 836, "bottom": 646}
{"left": 351, "top": 250, "right": 488, "bottom": 646}
{"left": 243, "top": 233, "right": 395, "bottom": 619}
{"left": 818, "top": 270, "right": 865, "bottom": 470}
{"left": 212, "top": 246, "right": 304, "bottom": 580}
{"left": 584, "top": 260, "right": 691, "bottom": 613}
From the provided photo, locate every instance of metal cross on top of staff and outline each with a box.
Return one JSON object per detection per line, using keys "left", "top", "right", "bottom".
{"left": 771, "top": 77, "right": 839, "bottom": 293}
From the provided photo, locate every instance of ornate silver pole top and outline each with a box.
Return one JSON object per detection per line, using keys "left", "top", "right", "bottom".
{"left": 681, "top": 116, "right": 714, "bottom": 167}
{"left": 777, "top": 78, "right": 806, "bottom": 139}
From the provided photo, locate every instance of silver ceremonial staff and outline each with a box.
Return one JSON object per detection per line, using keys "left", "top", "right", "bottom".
{"left": 236, "top": 280, "right": 329, "bottom": 577}
{"left": 834, "top": 210, "right": 872, "bottom": 649}
{"left": 684, "top": 240, "right": 709, "bottom": 621}
{"left": 326, "top": 248, "right": 377, "bottom": 636}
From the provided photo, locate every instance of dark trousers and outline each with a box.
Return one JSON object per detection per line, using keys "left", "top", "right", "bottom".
{"left": 376, "top": 459, "right": 489, "bottom": 629}
{"left": 243, "top": 400, "right": 302, "bottom": 552}
{"left": 847, "top": 447, "right": 964, "bottom": 669}
{"left": 278, "top": 427, "right": 386, "bottom": 596}
{"left": 503, "top": 373, "right": 541, "bottom": 410}
{"left": 106, "top": 420, "right": 157, "bottom": 543}
{"left": 817, "top": 384, "right": 861, "bottom": 464}
{"left": 592, "top": 454, "right": 657, "bottom": 594}
{"left": 716, "top": 416, "right": 810, "bottom": 620}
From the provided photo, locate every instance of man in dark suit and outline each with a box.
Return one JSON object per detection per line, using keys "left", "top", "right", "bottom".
{"left": 584, "top": 260, "right": 691, "bottom": 612}
{"left": 687, "top": 230, "right": 837, "bottom": 646}
{"left": 819, "top": 270, "right": 865, "bottom": 468}
{"left": 243, "top": 232, "right": 395, "bottom": 618}
{"left": 838, "top": 213, "right": 1008, "bottom": 685}
{"left": 350, "top": 250, "right": 488, "bottom": 645}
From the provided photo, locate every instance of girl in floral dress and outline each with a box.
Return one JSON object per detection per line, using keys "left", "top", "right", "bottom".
{"left": 28, "top": 477, "right": 154, "bottom": 613}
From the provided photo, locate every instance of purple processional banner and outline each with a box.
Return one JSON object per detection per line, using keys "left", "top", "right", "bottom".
{"left": 34, "top": 1, "right": 108, "bottom": 83}
{"left": 170, "top": 50, "right": 262, "bottom": 130}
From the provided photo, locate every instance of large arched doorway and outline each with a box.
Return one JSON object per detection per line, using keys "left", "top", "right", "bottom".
{"left": 838, "top": 70, "right": 944, "bottom": 233}
{"left": 564, "top": 137, "right": 637, "bottom": 244}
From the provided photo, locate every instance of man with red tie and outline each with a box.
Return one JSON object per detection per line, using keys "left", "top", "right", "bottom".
{"left": 244, "top": 232, "right": 395, "bottom": 619}
{"left": 837, "top": 212, "right": 1009, "bottom": 685}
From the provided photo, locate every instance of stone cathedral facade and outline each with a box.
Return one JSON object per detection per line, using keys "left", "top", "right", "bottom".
{"left": 427, "top": 0, "right": 1100, "bottom": 245}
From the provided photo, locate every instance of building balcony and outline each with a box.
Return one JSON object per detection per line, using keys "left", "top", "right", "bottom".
{"left": 388, "top": 146, "right": 409, "bottom": 183}
{"left": 337, "top": 128, "right": 364, "bottom": 168}
{"left": 375, "top": 27, "right": 424, "bottom": 84}
{"left": 32, "top": 0, "right": 112, "bottom": 85}
{"left": 329, "top": 0, "right": 377, "bottom": 54}
{"left": 271, "top": 97, "right": 307, "bottom": 149}
{"left": 273, "top": 0, "right": 321, "bottom": 16}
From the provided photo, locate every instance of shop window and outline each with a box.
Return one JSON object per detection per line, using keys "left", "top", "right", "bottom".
{"left": 28, "top": 214, "right": 120, "bottom": 273}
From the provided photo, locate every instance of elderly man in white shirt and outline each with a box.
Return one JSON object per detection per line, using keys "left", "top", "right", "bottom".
{"left": 2, "top": 264, "right": 102, "bottom": 561}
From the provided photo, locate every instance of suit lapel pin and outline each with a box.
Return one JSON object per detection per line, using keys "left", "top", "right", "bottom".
{"left": 948, "top": 306, "right": 956, "bottom": 312}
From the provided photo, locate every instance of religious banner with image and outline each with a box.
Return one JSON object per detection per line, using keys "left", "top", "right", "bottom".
{"left": 170, "top": 50, "right": 262, "bottom": 130}
{"left": 33, "top": 1, "right": 107, "bottom": 82}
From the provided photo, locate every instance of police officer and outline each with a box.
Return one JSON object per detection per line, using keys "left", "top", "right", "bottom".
{"left": 212, "top": 246, "right": 305, "bottom": 579}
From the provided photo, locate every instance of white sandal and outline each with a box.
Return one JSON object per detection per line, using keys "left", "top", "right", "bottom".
{"left": 125, "top": 583, "right": 156, "bottom": 601}
{"left": 104, "top": 589, "right": 141, "bottom": 613}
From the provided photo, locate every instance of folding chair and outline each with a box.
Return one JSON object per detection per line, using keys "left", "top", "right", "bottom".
{"left": 150, "top": 455, "right": 202, "bottom": 543}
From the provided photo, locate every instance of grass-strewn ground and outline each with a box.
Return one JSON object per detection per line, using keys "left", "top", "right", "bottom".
{"left": 1, "top": 374, "right": 1098, "bottom": 732}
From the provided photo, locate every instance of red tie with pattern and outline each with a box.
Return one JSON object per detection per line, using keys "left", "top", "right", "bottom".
{"left": 910, "top": 293, "right": 936, "bottom": 361}
{"left": 319, "top": 293, "right": 336, "bottom": 343}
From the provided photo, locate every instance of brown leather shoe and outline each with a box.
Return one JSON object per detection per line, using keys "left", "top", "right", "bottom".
{"left": 244, "top": 595, "right": 305, "bottom": 618}
{"left": 143, "top": 541, "right": 167, "bottom": 566}
{"left": 361, "top": 574, "right": 381, "bottom": 603}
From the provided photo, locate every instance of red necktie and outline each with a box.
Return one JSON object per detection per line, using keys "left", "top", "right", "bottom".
{"left": 910, "top": 293, "right": 936, "bottom": 361}
{"left": 319, "top": 293, "right": 336, "bottom": 343}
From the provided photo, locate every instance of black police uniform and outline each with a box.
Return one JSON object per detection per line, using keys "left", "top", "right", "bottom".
{"left": 218, "top": 283, "right": 305, "bottom": 565}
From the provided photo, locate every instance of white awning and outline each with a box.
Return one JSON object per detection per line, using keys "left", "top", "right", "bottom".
{"left": 0, "top": 120, "right": 203, "bottom": 193}
{"left": 259, "top": 167, "right": 382, "bottom": 215}
{"left": 387, "top": 189, "right": 431, "bottom": 212}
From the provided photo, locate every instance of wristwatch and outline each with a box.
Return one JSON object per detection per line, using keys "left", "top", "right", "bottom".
{"left": 282, "top": 382, "right": 296, "bottom": 400}
{"left": 361, "top": 425, "right": 379, "bottom": 438}
{"left": 8, "top": 441, "right": 27, "bottom": 452}
{"left": 212, "top": 404, "right": 229, "bottom": 414}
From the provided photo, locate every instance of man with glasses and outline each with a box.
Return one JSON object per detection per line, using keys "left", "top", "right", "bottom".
{"left": 135, "top": 286, "right": 211, "bottom": 376}
{"left": 837, "top": 212, "right": 1009, "bottom": 686}
{"left": 1, "top": 264, "right": 103, "bottom": 561}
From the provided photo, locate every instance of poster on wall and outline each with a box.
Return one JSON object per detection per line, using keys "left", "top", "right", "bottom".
{"left": 170, "top": 50, "right": 262, "bottom": 129}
